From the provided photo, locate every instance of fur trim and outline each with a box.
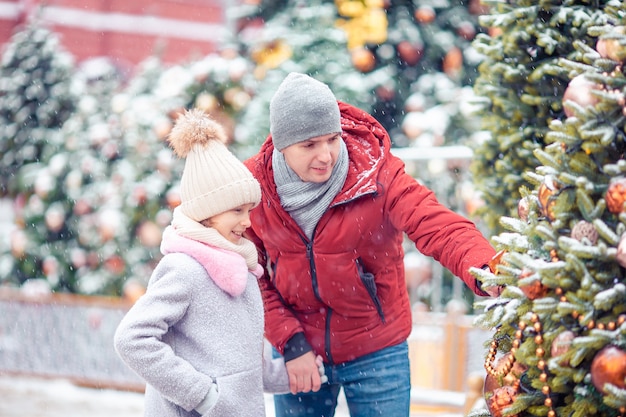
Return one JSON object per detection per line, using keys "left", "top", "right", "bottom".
{"left": 167, "top": 108, "right": 227, "bottom": 158}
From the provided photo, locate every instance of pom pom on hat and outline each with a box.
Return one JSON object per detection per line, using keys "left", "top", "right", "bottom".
{"left": 167, "top": 109, "right": 261, "bottom": 222}
{"left": 270, "top": 72, "right": 342, "bottom": 151}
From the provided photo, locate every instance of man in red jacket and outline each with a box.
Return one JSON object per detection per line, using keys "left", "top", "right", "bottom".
{"left": 244, "top": 72, "right": 500, "bottom": 417}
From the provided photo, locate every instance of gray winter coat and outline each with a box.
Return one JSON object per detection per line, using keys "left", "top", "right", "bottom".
{"left": 114, "top": 247, "right": 280, "bottom": 417}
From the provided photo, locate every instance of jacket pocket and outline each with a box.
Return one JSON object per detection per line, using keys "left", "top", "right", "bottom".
{"left": 356, "top": 258, "right": 385, "bottom": 323}
{"left": 203, "top": 368, "right": 265, "bottom": 417}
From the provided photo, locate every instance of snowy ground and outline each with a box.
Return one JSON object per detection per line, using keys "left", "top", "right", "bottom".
{"left": 0, "top": 374, "right": 351, "bottom": 417}
{"left": 0, "top": 374, "right": 471, "bottom": 417}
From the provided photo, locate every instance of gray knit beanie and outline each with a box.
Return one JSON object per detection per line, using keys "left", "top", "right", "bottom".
{"left": 270, "top": 72, "right": 342, "bottom": 151}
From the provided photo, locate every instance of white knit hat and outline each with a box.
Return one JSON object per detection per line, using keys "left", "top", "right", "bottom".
{"left": 167, "top": 109, "right": 261, "bottom": 222}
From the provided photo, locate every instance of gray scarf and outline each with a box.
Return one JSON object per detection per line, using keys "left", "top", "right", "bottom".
{"left": 272, "top": 140, "right": 349, "bottom": 239}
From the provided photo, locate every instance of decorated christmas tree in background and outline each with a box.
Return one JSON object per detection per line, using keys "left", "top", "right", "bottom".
{"left": 232, "top": 0, "right": 487, "bottom": 149}
{"left": 228, "top": 0, "right": 378, "bottom": 156}
{"left": 469, "top": 0, "right": 606, "bottom": 236}
{"left": 0, "top": 22, "right": 76, "bottom": 197}
{"left": 3, "top": 57, "right": 128, "bottom": 294}
{"left": 0, "top": 47, "right": 257, "bottom": 296}
{"left": 471, "top": 1, "right": 626, "bottom": 416}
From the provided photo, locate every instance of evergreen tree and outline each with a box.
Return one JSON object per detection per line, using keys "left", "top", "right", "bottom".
{"left": 1, "top": 51, "right": 255, "bottom": 296}
{"left": 471, "top": 2, "right": 626, "bottom": 416}
{"left": 469, "top": 0, "right": 604, "bottom": 235}
{"left": 232, "top": 0, "right": 486, "bottom": 149}
{"left": 0, "top": 22, "right": 76, "bottom": 197}
{"left": 1, "top": 57, "right": 125, "bottom": 294}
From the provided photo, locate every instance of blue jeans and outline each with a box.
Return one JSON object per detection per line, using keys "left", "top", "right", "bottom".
{"left": 273, "top": 341, "right": 411, "bottom": 417}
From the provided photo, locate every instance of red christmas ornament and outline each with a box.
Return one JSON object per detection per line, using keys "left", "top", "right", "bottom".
{"left": 486, "top": 385, "right": 519, "bottom": 417}
{"left": 484, "top": 353, "right": 527, "bottom": 394}
{"left": 563, "top": 75, "right": 601, "bottom": 118}
{"left": 414, "top": 6, "right": 436, "bottom": 23}
{"left": 596, "top": 26, "right": 626, "bottom": 63}
{"left": 518, "top": 268, "right": 548, "bottom": 300}
{"left": 351, "top": 47, "right": 376, "bottom": 73}
{"left": 396, "top": 41, "right": 423, "bottom": 66}
{"left": 104, "top": 255, "right": 126, "bottom": 275}
{"left": 550, "top": 330, "right": 575, "bottom": 365}
{"left": 590, "top": 345, "right": 626, "bottom": 394}
{"left": 443, "top": 47, "right": 463, "bottom": 78}
{"left": 606, "top": 177, "right": 626, "bottom": 214}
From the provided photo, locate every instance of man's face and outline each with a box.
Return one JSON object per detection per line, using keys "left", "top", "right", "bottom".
{"left": 280, "top": 133, "right": 342, "bottom": 183}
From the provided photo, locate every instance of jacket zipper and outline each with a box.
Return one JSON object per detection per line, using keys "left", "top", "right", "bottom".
{"left": 302, "top": 234, "right": 334, "bottom": 365}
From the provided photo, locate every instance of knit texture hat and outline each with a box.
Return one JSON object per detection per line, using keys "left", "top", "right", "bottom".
{"left": 270, "top": 72, "right": 342, "bottom": 151}
{"left": 167, "top": 109, "right": 261, "bottom": 222}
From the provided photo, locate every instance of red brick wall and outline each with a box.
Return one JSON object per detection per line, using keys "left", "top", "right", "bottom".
{"left": 0, "top": 0, "right": 228, "bottom": 65}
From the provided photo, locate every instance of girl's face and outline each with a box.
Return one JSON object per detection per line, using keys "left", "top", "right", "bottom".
{"left": 201, "top": 203, "right": 255, "bottom": 244}
{"left": 281, "top": 133, "right": 342, "bottom": 183}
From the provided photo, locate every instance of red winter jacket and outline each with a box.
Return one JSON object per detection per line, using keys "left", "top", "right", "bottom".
{"left": 244, "top": 102, "right": 495, "bottom": 365}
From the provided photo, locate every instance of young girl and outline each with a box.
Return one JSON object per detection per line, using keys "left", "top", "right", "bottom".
{"left": 114, "top": 109, "right": 299, "bottom": 416}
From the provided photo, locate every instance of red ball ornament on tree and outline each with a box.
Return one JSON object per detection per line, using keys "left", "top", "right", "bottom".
{"left": 486, "top": 385, "right": 519, "bottom": 417}
{"left": 551, "top": 330, "right": 575, "bottom": 365}
{"left": 397, "top": 41, "right": 423, "bottom": 66}
{"left": 518, "top": 268, "right": 548, "bottom": 300}
{"left": 414, "top": 6, "right": 436, "bottom": 24}
{"left": 563, "top": 75, "right": 601, "bottom": 118}
{"left": 596, "top": 26, "right": 626, "bottom": 64}
{"left": 484, "top": 353, "right": 527, "bottom": 394}
{"left": 591, "top": 345, "right": 626, "bottom": 394}
{"left": 351, "top": 47, "right": 376, "bottom": 73}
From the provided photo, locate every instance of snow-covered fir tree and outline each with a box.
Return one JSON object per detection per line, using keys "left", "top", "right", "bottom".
{"left": 1, "top": 49, "right": 256, "bottom": 296}
{"left": 469, "top": 0, "right": 607, "bottom": 236}
{"left": 0, "top": 22, "right": 76, "bottom": 197}
{"left": 3, "top": 57, "right": 126, "bottom": 294}
{"left": 471, "top": 2, "right": 626, "bottom": 416}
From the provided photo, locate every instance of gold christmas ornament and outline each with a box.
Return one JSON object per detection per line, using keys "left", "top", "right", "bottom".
{"left": 488, "top": 249, "right": 506, "bottom": 274}
{"left": 137, "top": 221, "right": 163, "bottom": 248}
{"left": 443, "top": 47, "right": 463, "bottom": 78}
{"left": 484, "top": 352, "right": 527, "bottom": 394}
{"left": 606, "top": 177, "right": 626, "bottom": 214}
{"left": 250, "top": 39, "right": 292, "bottom": 69}
{"left": 538, "top": 176, "right": 559, "bottom": 221}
